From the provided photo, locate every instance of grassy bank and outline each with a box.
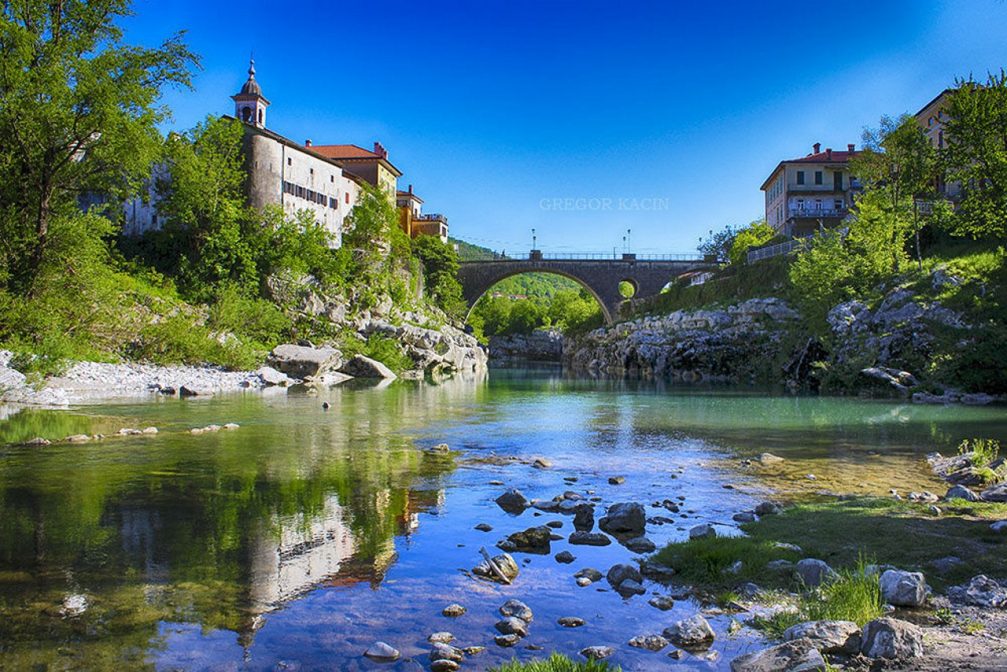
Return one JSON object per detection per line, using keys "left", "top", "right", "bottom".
{"left": 654, "top": 497, "right": 1007, "bottom": 593}
{"left": 491, "top": 654, "right": 618, "bottom": 672}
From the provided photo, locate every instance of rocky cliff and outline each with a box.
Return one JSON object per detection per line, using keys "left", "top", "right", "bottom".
{"left": 563, "top": 298, "right": 801, "bottom": 383}
{"left": 489, "top": 330, "right": 564, "bottom": 362}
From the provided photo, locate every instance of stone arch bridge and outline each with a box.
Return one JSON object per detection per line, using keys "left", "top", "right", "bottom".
{"left": 458, "top": 252, "right": 718, "bottom": 324}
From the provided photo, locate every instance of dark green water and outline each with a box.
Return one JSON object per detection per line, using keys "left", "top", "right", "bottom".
{"left": 0, "top": 371, "right": 1004, "bottom": 670}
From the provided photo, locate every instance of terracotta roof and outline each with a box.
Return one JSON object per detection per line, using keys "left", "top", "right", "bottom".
{"left": 311, "top": 144, "right": 381, "bottom": 160}
{"left": 760, "top": 149, "right": 859, "bottom": 190}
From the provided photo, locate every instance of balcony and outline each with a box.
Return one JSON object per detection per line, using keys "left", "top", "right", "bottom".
{"left": 787, "top": 206, "right": 848, "bottom": 219}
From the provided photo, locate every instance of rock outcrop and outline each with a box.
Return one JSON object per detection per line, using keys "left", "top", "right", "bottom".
{"left": 489, "top": 329, "right": 563, "bottom": 362}
{"left": 563, "top": 298, "right": 800, "bottom": 382}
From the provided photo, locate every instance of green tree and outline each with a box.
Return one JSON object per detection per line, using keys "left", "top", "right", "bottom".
{"left": 0, "top": 0, "right": 196, "bottom": 290}
{"left": 728, "top": 219, "right": 774, "bottom": 265}
{"left": 941, "top": 71, "right": 1007, "bottom": 238}
{"left": 697, "top": 224, "right": 738, "bottom": 262}
{"left": 852, "top": 115, "right": 936, "bottom": 268}
{"left": 153, "top": 116, "right": 257, "bottom": 300}
{"left": 413, "top": 235, "right": 466, "bottom": 317}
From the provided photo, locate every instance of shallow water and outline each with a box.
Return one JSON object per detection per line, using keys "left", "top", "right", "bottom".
{"left": 0, "top": 370, "right": 1004, "bottom": 671}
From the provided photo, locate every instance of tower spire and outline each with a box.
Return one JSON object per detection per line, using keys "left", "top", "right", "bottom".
{"left": 232, "top": 55, "right": 270, "bottom": 128}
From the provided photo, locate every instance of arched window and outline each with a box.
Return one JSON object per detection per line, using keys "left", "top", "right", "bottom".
{"left": 258, "top": 108, "right": 263, "bottom": 124}
{"left": 242, "top": 107, "right": 252, "bottom": 122}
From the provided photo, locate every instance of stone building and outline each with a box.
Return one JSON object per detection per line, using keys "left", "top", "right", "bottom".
{"left": 761, "top": 142, "right": 861, "bottom": 237}
{"left": 124, "top": 59, "right": 451, "bottom": 245}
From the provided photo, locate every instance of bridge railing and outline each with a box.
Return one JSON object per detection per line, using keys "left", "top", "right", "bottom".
{"left": 464, "top": 252, "right": 709, "bottom": 262}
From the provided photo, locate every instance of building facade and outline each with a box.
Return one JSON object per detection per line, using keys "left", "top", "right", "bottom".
{"left": 914, "top": 88, "right": 961, "bottom": 200}
{"left": 761, "top": 143, "right": 860, "bottom": 237}
{"left": 396, "top": 185, "right": 448, "bottom": 243}
{"left": 124, "top": 60, "right": 449, "bottom": 245}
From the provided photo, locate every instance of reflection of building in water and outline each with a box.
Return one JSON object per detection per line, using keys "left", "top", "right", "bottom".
{"left": 246, "top": 494, "right": 356, "bottom": 614}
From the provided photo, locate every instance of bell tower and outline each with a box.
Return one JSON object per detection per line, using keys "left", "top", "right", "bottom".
{"left": 231, "top": 57, "right": 270, "bottom": 128}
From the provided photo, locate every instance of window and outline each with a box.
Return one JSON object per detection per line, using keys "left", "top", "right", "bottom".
{"left": 834, "top": 199, "right": 843, "bottom": 210}
{"left": 938, "top": 130, "right": 944, "bottom": 149}
{"left": 928, "top": 116, "right": 934, "bottom": 127}
{"left": 815, "top": 199, "right": 823, "bottom": 210}
{"left": 345, "top": 193, "right": 350, "bottom": 204}
{"left": 796, "top": 170, "right": 805, "bottom": 185}
{"left": 287, "top": 157, "right": 292, "bottom": 167}
{"left": 815, "top": 171, "right": 823, "bottom": 185}
{"left": 330, "top": 175, "right": 335, "bottom": 183}
{"left": 310, "top": 168, "right": 314, "bottom": 176}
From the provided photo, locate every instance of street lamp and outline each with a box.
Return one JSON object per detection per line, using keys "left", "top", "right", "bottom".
{"left": 627, "top": 228, "right": 631, "bottom": 253}
{"left": 532, "top": 228, "right": 537, "bottom": 251}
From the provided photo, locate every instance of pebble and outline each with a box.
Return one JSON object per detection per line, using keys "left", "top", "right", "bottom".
{"left": 474, "top": 523, "right": 493, "bottom": 532}
{"left": 555, "top": 551, "right": 576, "bottom": 564}
{"left": 628, "top": 635, "right": 669, "bottom": 651}
{"left": 608, "top": 476, "right": 626, "bottom": 485}
{"left": 495, "top": 634, "right": 521, "bottom": 647}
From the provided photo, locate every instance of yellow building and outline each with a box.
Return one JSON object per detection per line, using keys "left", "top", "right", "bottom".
{"left": 396, "top": 185, "right": 448, "bottom": 243}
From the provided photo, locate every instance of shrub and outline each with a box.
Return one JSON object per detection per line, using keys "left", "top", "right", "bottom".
{"left": 362, "top": 334, "right": 415, "bottom": 374}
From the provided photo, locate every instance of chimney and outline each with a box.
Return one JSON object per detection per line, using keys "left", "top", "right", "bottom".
{"left": 826, "top": 148, "right": 833, "bottom": 159}
{"left": 848, "top": 143, "right": 855, "bottom": 153}
{"left": 373, "top": 141, "right": 387, "bottom": 159}
{"left": 813, "top": 142, "right": 821, "bottom": 154}
{"left": 408, "top": 184, "right": 413, "bottom": 194}
{"left": 305, "top": 139, "right": 312, "bottom": 147}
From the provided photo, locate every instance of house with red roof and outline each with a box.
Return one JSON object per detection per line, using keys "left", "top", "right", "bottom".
{"left": 761, "top": 143, "right": 861, "bottom": 237}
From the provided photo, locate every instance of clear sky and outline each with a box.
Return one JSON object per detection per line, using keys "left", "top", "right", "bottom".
{"left": 125, "top": 0, "right": 1006, "bottom": 255}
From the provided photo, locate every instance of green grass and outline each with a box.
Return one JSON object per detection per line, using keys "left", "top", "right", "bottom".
{"left": 958, "top": 438, "right": 1001, "bottom": 468}
{"left": 744, "top": 497, "right": 1007, "bottom": 590}
{"left": 653, "top": 497, "right": 1007, "bottom": 595}
{"left": 652, "top": 535, "right": 802, "bottom": 589}
{"left": 491, "top": 654, "right": 619, "bottom": 672}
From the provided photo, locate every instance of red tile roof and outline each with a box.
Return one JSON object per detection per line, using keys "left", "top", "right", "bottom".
{"left": 787, "top": 149, "right": 858, "bottom": 164}
{"left": 311, "top": 144, "right": 380, "bottom": 160}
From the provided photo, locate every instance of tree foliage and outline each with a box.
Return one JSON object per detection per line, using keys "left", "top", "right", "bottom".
{"left": 413, "top": 235, "right": 465, "bottom": 318}
{"left": 0, "top": 0, "right": 197, "bottom": 290}
{"left": 729, "top": 219, "right": 774, "bottom": 265}
{"left": 697, "top": 224, "right": 738, "bottom": 262}
{"left": 941, "top": 71, "right": 1007, "bottom": 238}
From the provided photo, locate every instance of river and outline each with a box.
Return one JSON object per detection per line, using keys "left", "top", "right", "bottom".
{"left": 0, "top": 369, "right": 1004, "bottom": 670}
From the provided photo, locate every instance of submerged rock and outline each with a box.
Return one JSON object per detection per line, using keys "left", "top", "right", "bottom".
{"left": 501, "top": 526, "right": 552, "bottom": 554}
{"left": 569, "top": 531, "right": 611, "bottom": 546}
{"left": 555, "top": 550, "right": 576, "bottom": 564}
{"left": 558, "top": 616, "right": 585, "bottom": 627}
{"left": 598, "top": 502, "right": 646, "bottom": 535}
{"left": 495, "top": 489, "right": 531, "bottom": 514}
{"left": 495, "top": 617, "right": 529, "bottom": 637}
{"left": 629, "top": 634, "right": 668, "bottom": 651}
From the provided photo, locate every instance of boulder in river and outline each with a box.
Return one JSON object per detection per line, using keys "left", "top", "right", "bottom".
{"left": 574, "top": 568, "right": 603, "bottom": 583}
{"left": 268, "top": 344, "right": 343, "bottom": 380}
{"left": 783, "top": 620, "right": 861, "bottom": 655}
{"left": 663, "top": 614, "right": 715, "bottom": 649}
{"left": 256, "top": 365, "right": 293, "bottom": 386}
{"left": 648, "top": 595, "right": 675, "bottom": 610}
{"left": 624, "top": 536, "right": 657, "bottom": 553}
{"left": 339, "top": 354, "right": 397, "bottom": 380}
{"left": 580, "top": 646, "right": 615, "bottom": 660}
{"left": 559, "top": 616, "right": 585, "bottom": 627}
{"left": 499, "top": 599, "right": 533, "bottom": 622}
{"left": 501, "top": 526, "right": 552, "bottom": 554}
{"left": 364, "top": 641, "right": 400, "bottom": 661}
{"left": 598, "top": 502, "right": 646, "bottom": 535}
{"left": 495, "top": 489, "right": 531, "bottom": 514}
{"left": 442, "top": 604, "right": 465, "bottom": 617}
{"left": 555, "top": 550, "right": 576, "bottom": 564}
{"left": 472, "top": 553, "right": 520, "bottom": 583}
{"left": 495, "top": 617, "right": 529, "bottom": 637}
{"left": 689, "top": 524, "right": 717, "bottom": 540}
{"left": 607, "top": 563, "right": 642, "bottom": 590}
{"left": 879, "top": 569, "right": 927, "bottom": 607}
{"left": 860, "top": 617, "right": 924, "bottom": 659}
{"left": 573, "top": 503, "right": 595, "bottom": 531}
{"left": 729, "top": 637, "right": 826, "bottom": 672}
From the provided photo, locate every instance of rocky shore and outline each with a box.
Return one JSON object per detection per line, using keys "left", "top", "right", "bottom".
{"left": 488, "top": 329, "right": 564, "bottom": 362}
{"left": 0, "top": 313, "right": 487, "bottom": 406}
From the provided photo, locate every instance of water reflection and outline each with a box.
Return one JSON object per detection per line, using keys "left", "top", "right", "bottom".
{"left": 0, "top": 370, "right": 1003, "bottom": 670}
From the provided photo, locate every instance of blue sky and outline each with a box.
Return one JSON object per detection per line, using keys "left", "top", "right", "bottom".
{"left": 127, "top": 0, "right": 1006, "bottom": 255}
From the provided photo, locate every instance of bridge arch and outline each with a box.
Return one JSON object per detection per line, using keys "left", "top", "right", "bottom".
{"left": 462, "top": 267, "right": 614, "bottom": 325}
{"left": 457, "top": 256, "right": 716, "bottom": 326}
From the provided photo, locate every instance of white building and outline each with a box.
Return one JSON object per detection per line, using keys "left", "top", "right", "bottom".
{"left": 124, "top": 60, "right": 362, "bottom": 247}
